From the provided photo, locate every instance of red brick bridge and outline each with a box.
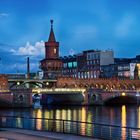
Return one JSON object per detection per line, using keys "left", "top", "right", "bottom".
{"left": 57, "top": 77, "right": 140, "bottom": 105}
{"left": 57, "top": 77, "right": 140, "bottom": 90}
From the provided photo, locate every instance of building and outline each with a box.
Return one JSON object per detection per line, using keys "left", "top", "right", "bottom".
{"left": 61, "top": 49, "right": 114, "bottom": 79}
{"left": 81, "top": 49, "right": 114, "bottom": 79}
{"left": 61, "top": 55, "right": 77, "bottom": 78}
{"left": 40, "top": 20, "right": 62, "bottom": 79}
{"left": 100, "top": 57, "right": 140, "bottom": 79}
{"left": 0, "top": 75, "right": 8, "bottom": 90}
{"left": 100, "top": 64, "right": 117, "bottom": 78}
{"left": 39, "top": 20, "right": 140, "bottom": 80}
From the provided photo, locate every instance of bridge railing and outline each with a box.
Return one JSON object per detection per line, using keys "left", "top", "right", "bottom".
{"left": 0, "top": 115, "right": 140, "bottom": 139}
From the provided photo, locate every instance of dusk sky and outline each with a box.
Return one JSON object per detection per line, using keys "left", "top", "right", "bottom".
{"left": 0, "top": 0, "right": 140, "bottom": 73}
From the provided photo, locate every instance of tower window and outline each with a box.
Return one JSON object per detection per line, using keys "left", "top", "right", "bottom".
{"left": 54, "top": 48, "right": 56, "bottom": 54}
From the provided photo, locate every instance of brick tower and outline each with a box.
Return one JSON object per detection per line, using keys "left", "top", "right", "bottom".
{"left": 40, "top": 20, "right": 62, "bottom": 79}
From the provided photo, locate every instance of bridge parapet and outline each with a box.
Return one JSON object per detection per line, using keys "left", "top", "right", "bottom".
{"left": 57, "top": 77, "right": 140, "bottom": 90}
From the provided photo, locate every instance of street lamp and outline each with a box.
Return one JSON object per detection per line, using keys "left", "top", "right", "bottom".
{"left": 46, "top": 82, "right": 49, "bottom": 85}
{"left": 17, "top": 82, "right": 20, "bottom": 86}
{"left": 122, "top": 92, "right": 126, "bottom": 96}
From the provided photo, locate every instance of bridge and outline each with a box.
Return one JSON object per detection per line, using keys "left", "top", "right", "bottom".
{"left": 8, "top": 78, "right": 57, "bottom": 89}
{"left": 88, "top": 89, "right": 140, "bottom": 105}
{"left": 8, "top": 77, "right": 140, "bottom": 90}
{"left": 1, "top": 77, "right": 139, "bottom": 106}
{"left": 57, "top": 77, "right": 140, "bottom": 90}
{"left": 0, "top": 88, "right": 140, "bottom": 107}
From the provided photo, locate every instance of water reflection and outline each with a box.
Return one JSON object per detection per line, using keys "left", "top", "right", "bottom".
{"left": 36, "top": 109, "right": 42, "bottom": 130}
{"left": 138, "top": 107, "right": 140, "bottom": 128}
{"left": 81, "top": 107, "right": 86, "bottom": 135}
{"left": 16, "top": 117, "right": 22, "bottom": 128}
{"left": 0, "top": 105, "right": 140, "bottom": 138}
{"left": 121, "top": 105, "right": 126, "bottom": 140}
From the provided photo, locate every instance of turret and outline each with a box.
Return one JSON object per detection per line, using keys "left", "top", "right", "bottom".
{"left": 45, "top": 20, "right": 59, "bottom": 59}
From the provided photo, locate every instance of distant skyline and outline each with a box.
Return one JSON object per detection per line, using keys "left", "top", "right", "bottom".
{"left": 0, "top": 0, "right": 140, "bottom": 73}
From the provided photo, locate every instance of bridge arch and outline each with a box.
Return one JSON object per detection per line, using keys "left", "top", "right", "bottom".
{"left": 10, "top": 81, "right": 46, "bottom": 89}
{"left": 104, "top": 94, "right": 138, "bottom": 105}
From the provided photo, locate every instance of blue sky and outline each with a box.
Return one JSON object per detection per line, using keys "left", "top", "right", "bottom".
{"left": 0, "top": 0, "right": 140, "bottom": 73}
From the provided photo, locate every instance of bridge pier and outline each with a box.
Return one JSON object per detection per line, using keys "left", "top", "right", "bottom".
{"left": 13, "top": 91, "right": 32, "bottom": 107}
{"left": 87, "top": 89, "right": 103, "bottom": 105}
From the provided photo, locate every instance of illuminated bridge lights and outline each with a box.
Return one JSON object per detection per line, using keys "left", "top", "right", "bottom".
{"left": 0, "top": 90, "right": 10, "bottom": 93}
{"left": 32, "top": 88, "right": 86, "bottom": 94}
{"left": 122, "top": 92, "right": 126, "bottom": 96}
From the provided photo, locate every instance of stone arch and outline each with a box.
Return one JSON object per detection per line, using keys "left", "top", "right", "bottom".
{"left": 104, "top": 94, "right": 138, "bottom": 105}
{"left": 84, "top": 83, "right": 89, "bottom": 88}
{"left": 95, "top": 84, "right": 100, "bottom": 88}
{"left": 79, "top": 83, "right": 84, "bottom": 88}
{"left": 63, "top": 83, "right": 68, "bottom": 88}
{"left": 105, "top": 84, "right": 111, "bottom": 90}
{"left": 119, "top": 83, "right": 128, "bottom": 90}
{"left": 10, "top": 81, "right": 46, "bottom": 89}
{"left": 132, "top": 84, "right": 136, "bottom": 90}
{"left": 128, "top": 84, "right": 135, "bottom": 90}
{"left": 112, "top": 84, "right": 116, "bottom": 89}
{"left": 89, "top": 84, "right": 96, "bottom": 89}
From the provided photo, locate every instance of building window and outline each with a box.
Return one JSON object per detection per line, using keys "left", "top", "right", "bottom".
{"left": 68, "top": 62, "right": 72, "bottom": 68}
{"left": 73, "top": 62, "right": 77, "bottom": 67}
{"left": 90, "top": 61, "right": 92, "bottom": 65}
{"left": 87, "top": 54, "right": 90, "bottom": 60}
{"left": 63, "top": 63, "right": 67, "bottom": 68}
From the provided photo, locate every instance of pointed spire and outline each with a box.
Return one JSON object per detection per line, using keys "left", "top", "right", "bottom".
{"left": 48, "top": 19, "right": 56, "bottom": 42}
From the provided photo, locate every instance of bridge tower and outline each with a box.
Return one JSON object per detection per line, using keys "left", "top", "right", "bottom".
{"left": 40, "top": 20, "right": 62, "bottom": 79}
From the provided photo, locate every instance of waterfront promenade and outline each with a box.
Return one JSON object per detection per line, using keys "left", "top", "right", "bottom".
{"left": 0, "top": 128, "right": 99, "bottom": 140}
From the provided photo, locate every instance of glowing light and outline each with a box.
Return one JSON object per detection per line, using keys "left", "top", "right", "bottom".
{"left": 136, "top": 92, "right": 140, "bottom": 97}
{"left": 121, "top": 105, "right": 126, "bottom": 139}
{"left": 81, "top": 107, "right": 86, "bottom": 135}
{"left": 32, "top": 88, "right": 86, "bottom": 94}
{"left": 17, "top": 82, "right": 20, "bottom": 85}
{"left": 62, "top": 109, "right": 66, "bottom": 120}
{"left": 122, "top": 92, "right": 126, "bottom": 96}
{"left": 16, "top": 117, "right": 22, "bottom": 128}
{"left": 0, "top": 90, "right": 10, "bottom": 92}
{"left": 36, "top": 109, "right": 42, "bottom": 130}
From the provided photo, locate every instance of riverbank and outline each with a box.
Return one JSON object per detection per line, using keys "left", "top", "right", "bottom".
{"left": 0, "top": 128, "right": 100, "bottom": 140}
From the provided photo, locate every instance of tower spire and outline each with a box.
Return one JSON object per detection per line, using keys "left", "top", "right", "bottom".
{"left": 50, "top": 19, "right": 53, "bottom": 28}
{"left": 48, "top": 19, "right": 56, "bottom": 42}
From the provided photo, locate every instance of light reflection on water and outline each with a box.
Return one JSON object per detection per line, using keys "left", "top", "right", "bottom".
{"left": 121, "top": 105, "right": 126, "bottom": 140}
{"left": 1, "top": 105, "right": 140, "bottom": 137}
{"left": 138, "top": 107, "right": 140, "bottom": 129}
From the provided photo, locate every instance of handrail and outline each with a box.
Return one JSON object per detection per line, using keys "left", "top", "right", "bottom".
{"left": 0, "top": 115, "right": 140, "bottom": 139}
{"left": 0, "top": 115, "right": 140, "bottom": 130}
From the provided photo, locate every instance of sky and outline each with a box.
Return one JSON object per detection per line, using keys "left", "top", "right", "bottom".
{"left": 0, "top": 0, "right": 140, "bottom": 73}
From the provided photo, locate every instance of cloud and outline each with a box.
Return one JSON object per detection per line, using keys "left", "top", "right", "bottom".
{"left": 11, "top": 41, "right": 45, "bottom": 56}
{"left": 115, "top": 14, "right": 136, "bottom": 38}
{"left": 0, "top": 13, "right": 9, "bottom": 17}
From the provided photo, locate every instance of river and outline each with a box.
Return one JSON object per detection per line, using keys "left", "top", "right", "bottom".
{"left": 0, "top": 105, "right": 139, "bottom": 128}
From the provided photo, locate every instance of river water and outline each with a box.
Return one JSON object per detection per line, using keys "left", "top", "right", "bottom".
{"left": 0, "top": 105, "right": 140, "bottom": 128}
